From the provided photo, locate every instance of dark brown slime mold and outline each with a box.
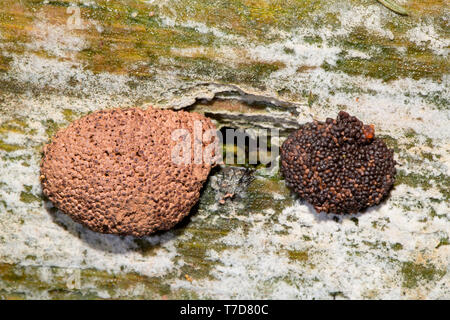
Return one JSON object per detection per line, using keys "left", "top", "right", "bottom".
{"left": 280, "top": 111, "right": 396, "bottom": 214}
{"left": 40, "top": 107, "right": 218, "bottom": 237}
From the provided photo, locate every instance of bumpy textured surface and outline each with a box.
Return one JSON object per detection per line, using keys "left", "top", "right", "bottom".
{"left": 40, "top": 107, "right": 218, "bottom": 237}
{"left": 281, "top": 111, "right": 396, "bottom": 214}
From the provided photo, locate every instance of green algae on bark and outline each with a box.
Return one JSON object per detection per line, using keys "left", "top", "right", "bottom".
{"left": 0, "top": 140, "right": 24, "bottom": 152}
{"left": 401, "top": 261, "right": 446, "bottom": 289}
{"left": 0, "top": 262, "right": 174, "bottom": 299}
{"left": 0, "top": 119, "right": 29, "bottom": 135}
{"left": 1, "top": 0, "right": 447, "bottom": 88}
{"left": 19, "top": 191, "right": 41, "bottom": 204}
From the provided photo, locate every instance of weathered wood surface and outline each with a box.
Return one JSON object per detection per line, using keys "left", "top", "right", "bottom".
{"left": 0, "top": 0, "right": 448, "bottom": 299}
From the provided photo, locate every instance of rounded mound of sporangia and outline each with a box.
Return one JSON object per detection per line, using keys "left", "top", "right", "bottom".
{"left": 40, "top": 107, "right": 218, "bottom": 237}
{"left": 280, "top": 111, "right": 396, "bottom": 214}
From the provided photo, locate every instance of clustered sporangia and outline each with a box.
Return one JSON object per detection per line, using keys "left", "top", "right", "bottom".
{"left": 280, "top": 111, "right": 396, "bottom": 214}
{"left": 41, "top": 107, "right": 218, "bottom": 237}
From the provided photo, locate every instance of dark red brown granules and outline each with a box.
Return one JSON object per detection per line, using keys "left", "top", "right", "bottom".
{"left": 40, "top": 107, "right": 218, "bottom": 237}
{"left": 280, "top": 111, "right": 396, "bottom": 214}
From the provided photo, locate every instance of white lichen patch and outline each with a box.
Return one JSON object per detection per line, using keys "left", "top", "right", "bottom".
{"left": 27, "top": 17, "right": 89, "bottom": 59}
{"left": 406, "top": 23, "right": 450, "bottom": 57}
{"left": 248, "top": 35, "right": 342, "bottom": 73}
{"left": 335, "top": 4, "right": 395, "bottom": 40}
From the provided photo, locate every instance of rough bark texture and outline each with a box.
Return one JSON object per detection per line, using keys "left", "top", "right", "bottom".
{"left": 0, "top": 0, "right": 448, "bottom": 299}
